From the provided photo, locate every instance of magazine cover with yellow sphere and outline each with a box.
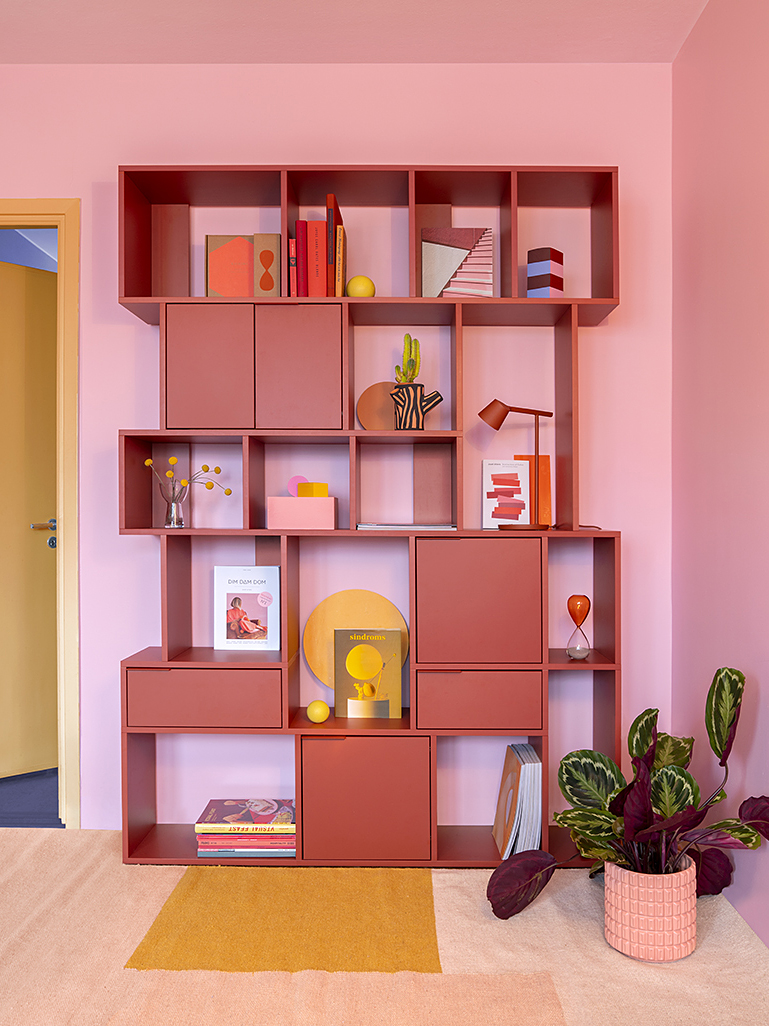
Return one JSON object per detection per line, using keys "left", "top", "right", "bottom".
{"left": 333, "top": 629, "right": 402, "bottom": 718}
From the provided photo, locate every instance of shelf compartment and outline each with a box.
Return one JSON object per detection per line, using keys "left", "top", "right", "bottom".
{"left": 516, "top": 167, "right": 618, "bottom": 303}
{"left": 250, "top": 436, "right": 351, "bottom": 531}
{"left": 124, "top": 823, "right": 298, "bottom": 865}
{"left": 120, "top": 166, "right": 282, "bottom": 304}
{"left": 354, "top": 436, "right": 458, "bottom": 530}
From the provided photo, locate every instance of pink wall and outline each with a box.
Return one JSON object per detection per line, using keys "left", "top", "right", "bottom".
{"left": 0, "top": 63, "right": 673, "bottom": 863}
{"left": 673, "top": 0, "right": 769, "bottom": 944}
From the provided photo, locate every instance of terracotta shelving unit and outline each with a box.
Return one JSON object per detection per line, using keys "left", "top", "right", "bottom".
{"left": 118, "top": 164, "right": 621, "bottom": 866}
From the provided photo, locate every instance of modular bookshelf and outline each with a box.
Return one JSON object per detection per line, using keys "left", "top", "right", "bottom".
{"left": 118, "top": 164, "right": 621, "bottom": 866}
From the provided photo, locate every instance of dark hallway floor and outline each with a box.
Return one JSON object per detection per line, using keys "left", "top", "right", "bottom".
{"left": 0, "top": 768, "right": 64, "bottom": 827}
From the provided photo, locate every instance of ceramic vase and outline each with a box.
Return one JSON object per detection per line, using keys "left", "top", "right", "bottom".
{"left": 390, "top": 382, "right": 443, "bottom": 430}
{"left": 604, "top": 857, "right": 697, "bottom": 962}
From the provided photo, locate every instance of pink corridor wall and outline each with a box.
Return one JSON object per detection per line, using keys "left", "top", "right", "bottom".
{"left": 0, "top": 63, "right": 681, "bottom": 902}
{"left": 673, "top": 0, "right": 769, "bottom": 944}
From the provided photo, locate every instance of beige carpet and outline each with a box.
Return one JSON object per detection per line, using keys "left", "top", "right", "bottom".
{"left": 1, "top": 828, "right": 768, "bottom": 1026}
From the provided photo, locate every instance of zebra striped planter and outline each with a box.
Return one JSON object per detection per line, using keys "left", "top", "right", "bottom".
{"left": 390, "top": 382, "right": 443, "bottom": 430}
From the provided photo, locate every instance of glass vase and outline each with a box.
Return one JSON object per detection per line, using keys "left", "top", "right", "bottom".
{"left": 159, "top": 480, "right": 189, "bottom": 528}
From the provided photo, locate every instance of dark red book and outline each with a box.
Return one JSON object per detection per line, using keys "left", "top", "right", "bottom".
{"left": 307, "top": 220, "right": 327, "bottom": 297}
{"left": 326, "top": 193, "right": 343, "bottom": 296}
{"left": 288, "top": 237, "right": 297, "bottom": 297}
{"left": 295, "top": 220, "right": 308, "bottom": 297}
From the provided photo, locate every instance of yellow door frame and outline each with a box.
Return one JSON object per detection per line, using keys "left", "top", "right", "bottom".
{"left": 0, "top": 199, "right": 80, "bottom": 827}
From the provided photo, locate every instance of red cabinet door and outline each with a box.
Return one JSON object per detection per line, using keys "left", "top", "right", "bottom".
{"left": 255, "top": 305, "right": 342, "bottom": 429}
{"left": 165, "top": 304, "right": 255, "bottom": 429}
{"left": 301, "top": 736, "right": 431, "bottom": 861}
{"left": 416, "top": 538, "right": 542, "bottom": 663}
{"left": 416, "top": 670, "right": 543, "bottom": 730}
{"left": 126, "top": 668, "right": 282, "bottom": 728}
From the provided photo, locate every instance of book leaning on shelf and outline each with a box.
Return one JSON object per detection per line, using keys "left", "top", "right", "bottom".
{"left": 491, "top": 744, "right": 542, "bottom": 858}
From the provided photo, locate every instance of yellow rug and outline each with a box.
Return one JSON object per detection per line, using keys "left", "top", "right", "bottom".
{"left": 126, "top": 866, "right": 442, "bottom": 974}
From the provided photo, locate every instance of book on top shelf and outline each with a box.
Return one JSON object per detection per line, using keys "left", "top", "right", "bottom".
{"left": 288, "top": 237, "right": 298, "bottom": 297}
{"left": 335, "top": 224, "right": 347, "bottom": 298}
{"left": 253, "top": 233, "right": 281, "bottom": 298}
{"left": 206, "top": 235, "right": 254, "bottom": 297}
{"left": 326, "top": 193, "right": 343, "bottom": 296}
{"left": 307, "top": 220, "right": 327, "bottom": 297}
{"left": 295, "top": 220, "right": 308, "bottom": 297}
{"left": 195, "top": 798, "right": 296, "bottom": 834}
{"left": 213, "top": 566, "right": 280, "bottom": 652}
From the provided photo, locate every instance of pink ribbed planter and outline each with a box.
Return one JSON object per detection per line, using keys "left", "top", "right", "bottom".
{"left": 604, "top": 857, "right": 697, "bottom": 962}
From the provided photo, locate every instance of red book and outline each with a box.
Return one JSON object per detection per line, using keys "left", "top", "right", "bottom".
{"left": 288, "top": 237, "right": 297, "bottom": 297}
{"left": 307, "top": 220, "right": 327, "bottom": 297}
{"left": 326, "top": 193, "right": 343, "bottom": 296}
{"left": 295, "top": 220, "right": 308, "bottom": 297}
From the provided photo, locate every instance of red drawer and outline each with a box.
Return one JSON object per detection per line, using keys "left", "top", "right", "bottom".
{"left": 416, "top": 670, "right": 542, "bottom": 730}
{"left": 301, "top": 736, "right": 431, "bottom": 861}
{"left": 126, "top": 668, "right": 282, "bottom": 728}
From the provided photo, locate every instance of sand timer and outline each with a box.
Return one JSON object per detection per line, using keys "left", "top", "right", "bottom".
{"left": 566, "top": 594, "right": 591, "bottom": 660}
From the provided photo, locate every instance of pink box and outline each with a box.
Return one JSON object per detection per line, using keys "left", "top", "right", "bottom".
{"left": 266, "top": 496, "right": 338, "bottom": 530}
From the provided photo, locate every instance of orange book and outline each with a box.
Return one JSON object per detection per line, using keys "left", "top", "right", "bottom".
{"left": 514, "top": 454, "right": 552, "bottom": 526}
{"left": 307, "top": 220, "right": 327, "bottom": 297}
{"left": 335, "top": 224, "right": 347, "bottom": 298}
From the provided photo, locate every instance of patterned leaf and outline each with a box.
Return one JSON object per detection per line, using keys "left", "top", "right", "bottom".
{"left": 705, "top": 667, "right": 745, "bottom": 765}
{"left": 486, "top": 850, "right": 558, "bottom": 919}
{"left": 634, "top": 803, "right": 707, "bottom": 842}
{"left": 684, "top": 819, "right": 762, "bottom": 850}
{"left": 690, "top": 846, "right": 733, "bottom": 896}
{"left": 628, "top": 708, "right": 659, "bottom": 763}
{"left": 558, "top": 750, "right": 626, "bottom": 809}
{"left": 739, "top": 795, "right": 769, "bottom": 840}
{"left": 650, "top": 765, "right": 701, "bottom": 818}
{"left": 653, "top": 732, "right": 694, "bottom": 770}
{"left": 553, "top": 808, "right": 616, "bottom": 840}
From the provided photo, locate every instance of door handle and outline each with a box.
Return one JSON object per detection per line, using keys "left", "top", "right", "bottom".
{"left": 30, "top": 518, "right": 57, "bottom": 531}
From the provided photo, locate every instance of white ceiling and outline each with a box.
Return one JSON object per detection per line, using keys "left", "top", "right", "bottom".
{"left": 2, "top": 0, "right": 709, "bottom": 64}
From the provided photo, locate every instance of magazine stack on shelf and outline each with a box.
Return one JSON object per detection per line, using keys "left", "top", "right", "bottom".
{"left": 194, "top": 798, "right": 296, "bottom": 858}
{"left": 491, "top": 744, "right": 542, "bottom": 859}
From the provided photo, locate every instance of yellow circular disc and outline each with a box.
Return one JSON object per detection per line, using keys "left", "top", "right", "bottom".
{"left": 302, "top": 589, "right": 409, "bottom": 687}
{"left": 346, "top": 643, "right": 383, "bottom": 681}
{"left": 306, "top": 700, "right": 330, "bottom": 723}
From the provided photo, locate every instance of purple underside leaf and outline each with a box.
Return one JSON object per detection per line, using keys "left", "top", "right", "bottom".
{"left": 739, "top": 795, "right": 769, "bottom": 840}
{"left": 486, "top": 850, "right": 558, "bottom": 920}
{"left": 634, "top": 803, "right": 708, "bottom": 842}
{"left": 621, "top": 757, "right": 655, "bottom": 841}
{"left": 681, "top": 827, "right": 750, "bottom": 849}
{"left": 690, "top": 846, "right": 734, "bottom": 896}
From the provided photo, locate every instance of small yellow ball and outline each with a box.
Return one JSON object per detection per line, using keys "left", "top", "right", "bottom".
{"left": 181, "top": 479, "right": 189, "bottom": 487}
{"left": 169, "top": 456, "right": 178, "bottom": 465}
{"left": 346, "top": 275, "right": 376, "bottom": 297}
{"left": 201, "top": 464, "right": 209, "bottom": 473}
{"left": 307, "top": 700, "right": 330, "bottom": 724}
{"left": 205, "top": 481, "right": 214, "bottom": 490}
{"left": 224, "top": 488, "right": 232, "bottom": 496}
{"left": 144, "top": 458, "right": 153, "bottom": 466}
{"left": 165, "top": 470, "right": 174, "bottom": 479}
{"left": 214, "top": 467, "right": 221, "bottom": 474}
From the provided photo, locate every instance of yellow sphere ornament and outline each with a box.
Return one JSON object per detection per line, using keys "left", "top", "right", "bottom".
{"left": 307, "top": 700, "right": 330, "bottom": 723}
{"left": 346, "top": 274, "right": 376, "bottom": 297}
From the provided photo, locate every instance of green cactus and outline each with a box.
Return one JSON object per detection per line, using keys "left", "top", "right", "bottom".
{"left": 395, "top": 333, "right": 421, "bottom": 383}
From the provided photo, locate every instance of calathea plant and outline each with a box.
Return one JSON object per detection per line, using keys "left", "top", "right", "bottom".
{"left": 488, "top": 667, "right": 769, "bottom": 919}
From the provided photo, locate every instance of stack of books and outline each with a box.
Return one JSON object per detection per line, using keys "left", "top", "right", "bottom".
{"left": 194, "top": 798, "right": 296, "bottom": 858}
{"left": 491, "top": 743, "right": 542, "bottom": 859}
{"left": 291, "top": 193, "right": 346, "bottom": 298}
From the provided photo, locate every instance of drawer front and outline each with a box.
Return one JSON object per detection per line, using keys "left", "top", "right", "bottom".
{"left": 416, "top": 670, "right": 542, "bottom": 730}
{"left": 126, "top": 669, "right": 282, "bottom": 728}
{"left": 301, "top": 736, "right": 431, "bottom": 861}
{"left": 415, "top": 538, "right": 542, "bottom": 663}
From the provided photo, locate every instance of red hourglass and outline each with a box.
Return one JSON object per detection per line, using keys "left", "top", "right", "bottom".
{"left": 566, "top": 594, "right": 591, "bottom": 660}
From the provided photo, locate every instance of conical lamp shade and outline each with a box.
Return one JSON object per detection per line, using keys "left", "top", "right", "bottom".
{"left": 478, "top": 399, "right": 510, "bottom": 431}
